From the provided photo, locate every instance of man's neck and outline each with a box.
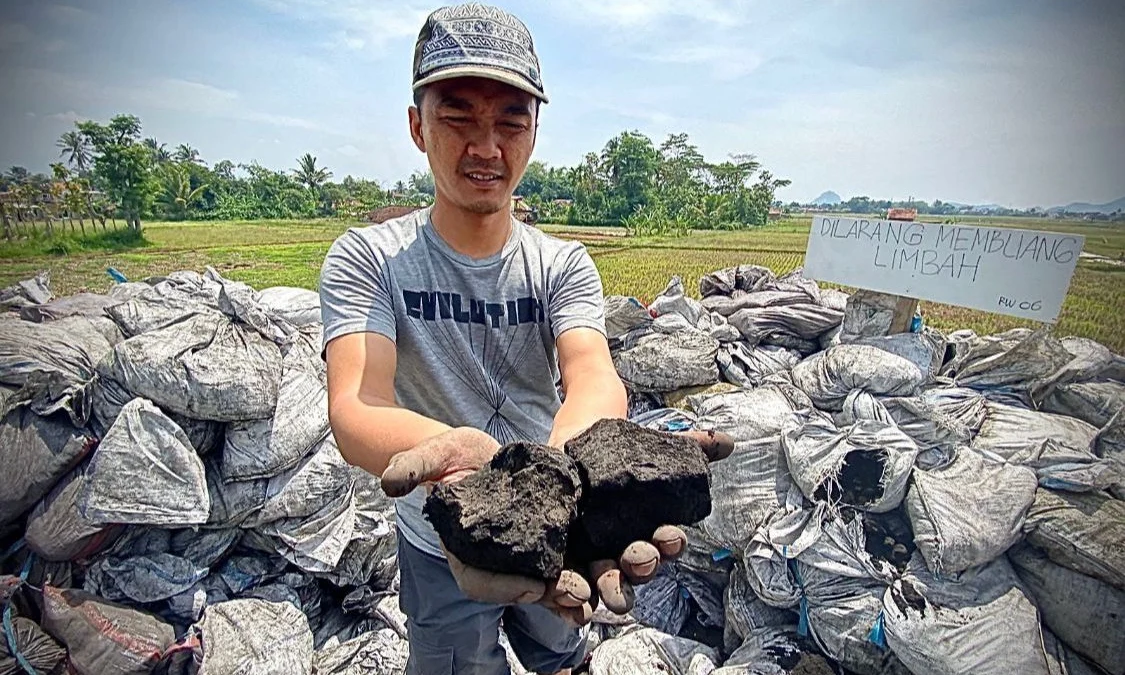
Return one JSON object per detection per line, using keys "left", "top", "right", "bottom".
{"left": 429, "top": 195, "right": 514, "bottom": 260}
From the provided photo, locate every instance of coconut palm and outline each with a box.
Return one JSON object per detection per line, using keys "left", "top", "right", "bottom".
{"left": 144, "top": 137, "right": 172, "bottom": 164}
{"left": 293, "top": 153, "right": 332, "bottom": 190}
{"left": 173, "top": 143, "right": 202, "bottom": 164}
{"left": 157, "top": 163, "right": 208, "bottom": 220}
{"left": 57, "top": 131, "right": 92, "bottom": 174}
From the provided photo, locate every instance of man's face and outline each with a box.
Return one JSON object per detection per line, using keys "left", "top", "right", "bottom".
{"left": 409, "top": 77, "right": 538, "bottom": 216}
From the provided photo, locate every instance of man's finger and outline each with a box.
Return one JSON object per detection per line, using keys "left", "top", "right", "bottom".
{"left": 381, "top": 447, "right": 443, "bottom": 498}
{"left": 619, "top": 541, "right": 660, "bottom": 585}
{"left": 591, "top": 559, "right": 634, "bottom": 614}
{"left": 680, "top": 429, "right": 735, "bottom": 462}
{"left": 546, "top": 571, "right": 591, "bottom": 609}
{"left": 651, "top": 525, "right": 687, "bottom": 560}
{"left": 442, "top": 545, "right": 546, "bottom": 604}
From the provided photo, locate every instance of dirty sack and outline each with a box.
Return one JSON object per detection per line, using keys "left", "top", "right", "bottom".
{"left": 256, "top": 285, "right": 322, "bottom": 328}
{"left": 0, "top": 614, "right": 67, "bottom": 674}
{"left": 222, "top": 331, "right": 330, "bottom": 481}
{"left": 1009, "top": 544, "right": 1125, "bottom": 675}
{"left": 0, "top": 400, "right": 93, "bottom": 526}
{"left": 40, "top": 584, "right": 176, "bottom": 675}
{"left": 882, "top": 553, "right": 1052, "bottom": 675}
{"left": 632, "top": 563, "right": 726, "bottom": 637}
{"left": 782, "top": 416, "right": 920, "bottom": 513}
{"left": 95, "top": 312, "right": 283, "bottom": 423}
{"left": 181, "top": 598, "right": 315, "bottom": 675}
{"left": 973, "top": 402, "right": 1114, "bottom": 491}
{"left": 0, "top": 317, "right": 108, "bottom": 390}
{"left": 614, "top": 330, "right": 720, "bottom": 392}
{"left": 717, "top": 342, "right": 801, "bottom": 388}
{"left": 780, "top": 509, "right": 906, "bottom": 675}
{"left": 0, "top": 271, "right": 52, "bottom": 311}
{"left": 18, "top": 292, "right": 120, "bottom": 323}
{"left": 727, "top": 305, "right": 843, "bottom": 353}
{"left": 723, "top": 560, "right": 798, "bottom": 654}
{"left": 588, "top": 626, "right": 719, "bottom": 675}
{"left": 943, "top": 328, "right": 1073, "bottom": 401}
{"left": 78, "top": 398, "right": 210, "bottom": 527}
{"left": 1041, "top": 380, "right": 1125, "bottom": 429}
{"left": 880, "top": 388, "right": 988, "bottom": 456}
{"left": 691, "top": 385, "right": 809, "bottom": 551}
{"left": 714, "top": 626, "right": 835, "bottom": 675}
{"left": 25, "top": 466, "right": 121, "bottom": 562}
{"left": 649, "top": 276, "right": 705, "bottom": 325}
{"left": 791, "top": 344, "right": 926, "bottom": 411}
{"left": 1021, "top": 488, "right": 1125, "bottom": 591}
{"left": 904, "top": 448, "right": 1037, "bottom": 575}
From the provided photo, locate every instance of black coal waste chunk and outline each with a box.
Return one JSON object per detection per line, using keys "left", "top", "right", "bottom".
{"left": 565, "top": 418, "right": 712, "bottom": 562}
{"left": 423, "top": 442, "right": 582, "bottom": 580}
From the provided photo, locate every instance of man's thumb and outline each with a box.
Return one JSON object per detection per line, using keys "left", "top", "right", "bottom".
{"left": 381, "top": 448, "right": 443, "bottom": 498}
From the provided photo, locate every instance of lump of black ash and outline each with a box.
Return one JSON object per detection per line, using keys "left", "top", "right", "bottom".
{"left": 565, "top": 418, "right": 712, "bottom": 563}
{"left": 423, "top": 442, "right": 581, "bottom": 580}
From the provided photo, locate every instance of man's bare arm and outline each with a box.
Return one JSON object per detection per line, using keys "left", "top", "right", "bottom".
{"left": 547, "top": 327, "right": 627, "bottom": 448}
{"left": 325, "top": 332, "right": 453, "bottom": 477}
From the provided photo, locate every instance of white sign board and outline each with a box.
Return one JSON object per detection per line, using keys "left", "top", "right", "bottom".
{"left": 804, "top": 216, "right": 1084, "bottom": 322}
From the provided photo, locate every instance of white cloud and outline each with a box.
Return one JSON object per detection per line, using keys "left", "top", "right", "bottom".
{"left": 336, "top": 144, "right": 361, "bottom": 157}
{"left": 558, "top": 0, "right": 752, "bottom": 29}
{"left": 45, "top": 110, "right": 85, "bottom": 124}
{"left": 25, "top": 112, "right": 36, "bottom": 119}
{"left": 253, "top": 0, "right": 431, "bottom": 54}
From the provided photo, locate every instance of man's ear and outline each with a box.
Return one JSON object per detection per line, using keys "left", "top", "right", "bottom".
{"left": 408, "top": 106, "right": 426, "bottom": 153}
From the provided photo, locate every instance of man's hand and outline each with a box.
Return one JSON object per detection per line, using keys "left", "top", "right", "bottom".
{"left": 384, "top": 426, "right": 735, "bottom": 626}
{"left": 380, "top": 426, "right": 501, "bottom": 498}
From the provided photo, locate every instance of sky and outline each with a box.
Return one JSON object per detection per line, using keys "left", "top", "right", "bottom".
{"left": 1, "top": 0, "right": 1123, "bottom": 209}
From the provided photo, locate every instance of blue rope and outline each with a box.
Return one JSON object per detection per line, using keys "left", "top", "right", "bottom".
{"left": 2, "top": 555, "right": 36, "bottom": 675}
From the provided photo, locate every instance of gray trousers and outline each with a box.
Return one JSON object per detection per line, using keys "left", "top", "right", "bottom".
{"left": 397, "top": 534, "right": 588, "bottom": 674}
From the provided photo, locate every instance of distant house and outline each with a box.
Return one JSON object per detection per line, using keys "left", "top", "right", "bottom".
{"left": 551, "top": 199, "right": 573, "bottom": 208}
{"left": 768, "top": 208, "right": 783, "bottom": 221}
{"left": 886, "top": 207, "right": 918, "bottom": 221}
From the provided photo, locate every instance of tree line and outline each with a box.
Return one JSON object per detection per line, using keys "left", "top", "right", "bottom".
{"left": 1, "top": 113, "right": 793, "bottom": 233}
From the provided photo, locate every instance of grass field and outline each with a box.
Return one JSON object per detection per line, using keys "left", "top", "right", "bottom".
{"left": 2, "top": 216, "right": 1123, "bottom": 353}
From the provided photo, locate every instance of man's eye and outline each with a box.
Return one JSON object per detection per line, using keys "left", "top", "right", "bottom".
{"left": 444, "top": 116, "right": 470, "bottom": 124}
{"left": 502, "top": 122, "right": 527, "bottom": 130}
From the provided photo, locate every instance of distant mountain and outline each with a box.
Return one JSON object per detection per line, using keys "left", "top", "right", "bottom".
{"left": 1051, "top": 196, "right": 1125, "bottom": 215}
{"left": 810, "top": 191, "right": 841, "bottom": 206}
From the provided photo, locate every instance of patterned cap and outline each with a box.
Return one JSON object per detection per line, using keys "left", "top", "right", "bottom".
{"left": 412, "top": 3, "right": 548, "bottom": 103}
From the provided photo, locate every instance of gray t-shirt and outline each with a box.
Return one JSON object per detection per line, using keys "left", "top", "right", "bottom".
{"left": 319, "top": 207, "right": 606, "bottom": 557}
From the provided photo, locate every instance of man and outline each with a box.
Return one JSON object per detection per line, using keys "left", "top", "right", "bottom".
{"left": 319, "top": 4, "right": 722, "bottom": 673}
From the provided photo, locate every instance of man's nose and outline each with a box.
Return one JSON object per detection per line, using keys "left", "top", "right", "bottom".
{"left": 466, "top": 125, "right": 502, "bottom": 160}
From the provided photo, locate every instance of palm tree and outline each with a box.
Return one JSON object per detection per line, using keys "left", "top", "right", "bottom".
{"left": 158, "top": 163, "right": 208, "bottom": 220}
{"left": 57, "top": 131, "right": 92, "bottom": 174}
{"left": 293, "top": 153, "right": 332, "bottom": 190}
{"left": 5, "top": 166, "right": 31, "bottom": 185}
{"left": 144, "top": 137, "right": 172, "bottom": 164}
{"left": 173, "top": 143, "right": 202, "bottom": 164}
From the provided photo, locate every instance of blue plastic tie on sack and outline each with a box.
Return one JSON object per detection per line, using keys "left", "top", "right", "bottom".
{"left": 2, "top": 554, "right": 37, "bottom": 675}
{"left": 680, "top": 587, "right": 691, "bottom": 600}
{"left": 790, "top": 558, "right": 810, "bottom": 637}
{"left": 711, "top": 548, "right": 732, "bottom": 562}
{"left": 910, "top": 314, "right": 923, "bottom": 333}
{"left": 867, "top": 611, "right": 888, "bottom": 650}
{"left": 797, "top": 596, "right": 810, "bottom": 637}
{"left": 664, "top": 420, "right": 691, "bottom": 432}
{"left": 106, "top": 267, "right": 128, "bottom": 284}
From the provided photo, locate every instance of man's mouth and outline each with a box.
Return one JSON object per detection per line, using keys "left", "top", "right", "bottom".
{"left": 464, "top": 171, "right": 504, "bottom": 186}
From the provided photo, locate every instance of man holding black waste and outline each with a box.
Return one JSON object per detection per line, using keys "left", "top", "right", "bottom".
{"left": 319, "top": 5, "right": 729, "bottom": 673}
